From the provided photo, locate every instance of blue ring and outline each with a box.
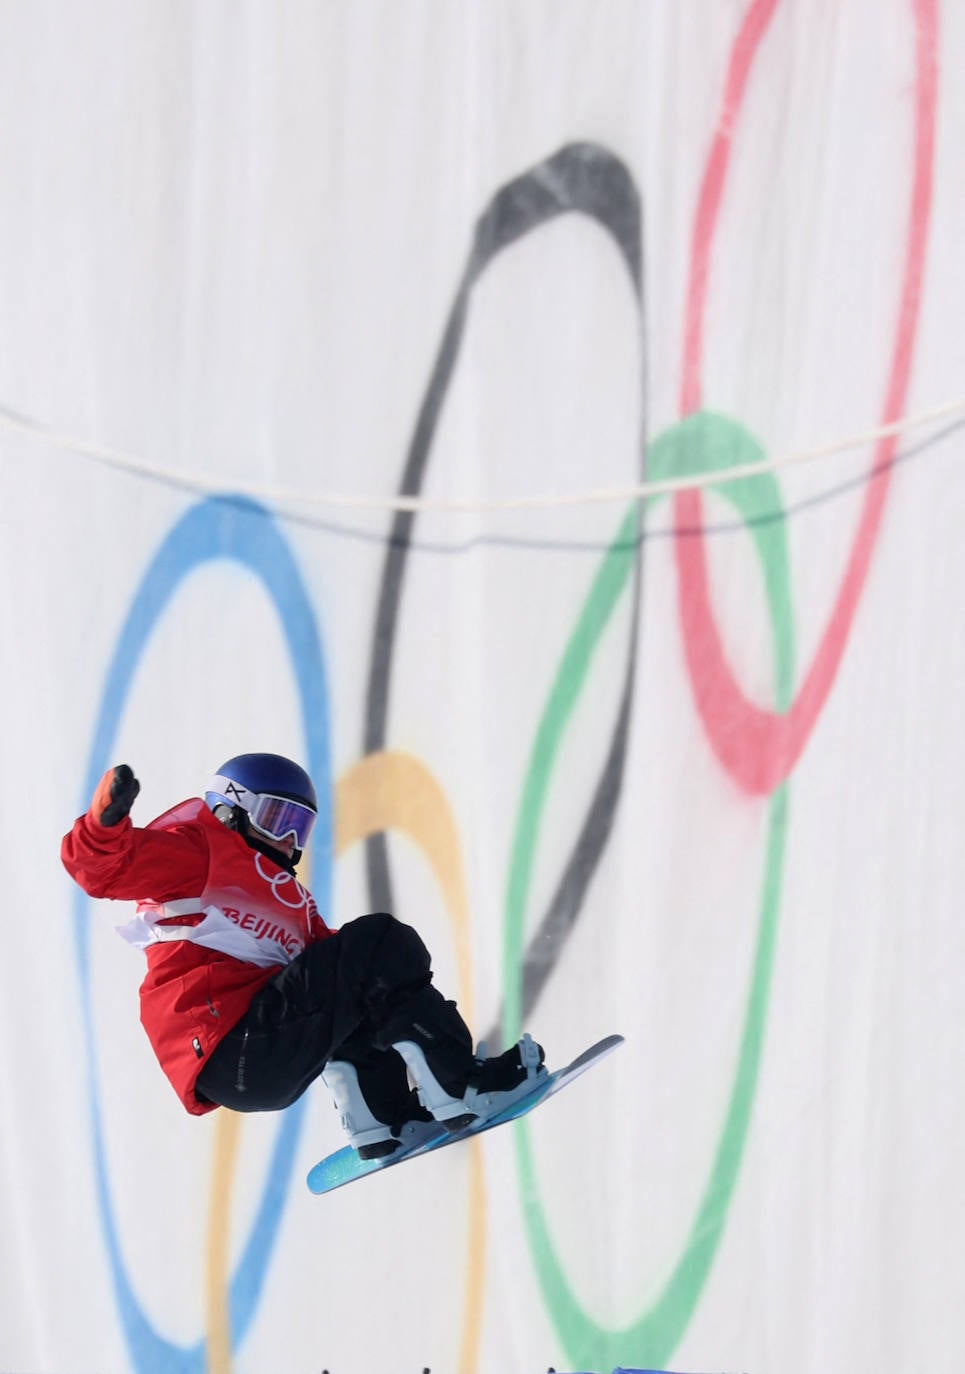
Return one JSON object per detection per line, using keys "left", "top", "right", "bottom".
{"left": 72, "top": 495, "right": 331, "bottom": 1371}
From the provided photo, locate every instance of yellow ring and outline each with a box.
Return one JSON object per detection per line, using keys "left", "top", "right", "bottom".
{"left": 335, "top": 750, "right": 486, "bottom": 1374}
{"left": 204, "top": 749, "right": 485, "bottom": 1374}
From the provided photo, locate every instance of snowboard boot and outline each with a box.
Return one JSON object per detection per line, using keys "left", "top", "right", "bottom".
{"left": 393, "top": 1033, "right": 547, "bottom": 1132}
{"left": 320, "top": 1059, "right": 438, "bottom": 1160}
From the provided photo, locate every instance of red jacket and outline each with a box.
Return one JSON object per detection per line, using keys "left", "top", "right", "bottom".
{"left": 62, "top": 798, "right": 333, "bottom": 1115}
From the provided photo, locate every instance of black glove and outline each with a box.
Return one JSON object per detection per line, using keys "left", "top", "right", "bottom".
{"left": 94, "top": 764, "right": 141, "bottom": 826}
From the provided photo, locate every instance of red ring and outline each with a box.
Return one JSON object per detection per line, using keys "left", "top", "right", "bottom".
{"left": 675, "top": 0, "right": 937, "bottom": 795}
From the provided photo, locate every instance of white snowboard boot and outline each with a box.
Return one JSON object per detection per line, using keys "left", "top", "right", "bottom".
{"left": 393, "top": 1033, "right": 547, "bottom": 1132}
{"left": 320, "top": 1060, "right": 438, "bottom": 1160}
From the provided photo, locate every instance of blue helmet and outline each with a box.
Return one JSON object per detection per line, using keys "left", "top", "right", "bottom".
{"left": 205, "top": 752, "right": 317, "bottom": 852}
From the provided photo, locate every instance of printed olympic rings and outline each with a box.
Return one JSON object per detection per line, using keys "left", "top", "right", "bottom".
{"left": 506, "top": 0, "right": 936, "bottom": 1365}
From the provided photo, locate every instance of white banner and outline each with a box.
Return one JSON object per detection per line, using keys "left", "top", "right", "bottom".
{"left": 1, "top": 2, "right": 963, "bottom": 1372}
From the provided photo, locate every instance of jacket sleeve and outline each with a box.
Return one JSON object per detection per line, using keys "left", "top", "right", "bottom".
{"left": 61, "top": 810, "right": 209, "bottom": 902}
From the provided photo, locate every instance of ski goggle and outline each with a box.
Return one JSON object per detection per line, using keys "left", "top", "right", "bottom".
{"left": 247, "top": 793, "right": 317, "bottom": 848}
{"left": 206, "top": 776, "right": 317, "bottom": 848}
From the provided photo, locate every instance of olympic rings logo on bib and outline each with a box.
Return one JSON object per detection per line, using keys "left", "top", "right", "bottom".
{"left": 254, "top": 850, "right": 315, "bottom": 911}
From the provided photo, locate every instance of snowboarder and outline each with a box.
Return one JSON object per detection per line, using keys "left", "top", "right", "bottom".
{"left": 61, "top": 753, "right": 546, "bottom": 1159}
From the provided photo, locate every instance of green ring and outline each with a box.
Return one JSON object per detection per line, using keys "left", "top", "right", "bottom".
{"left": 503, "top": 412, "right": 795, "bottom": 1369}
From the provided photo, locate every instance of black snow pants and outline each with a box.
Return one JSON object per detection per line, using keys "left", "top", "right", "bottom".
{"left": 195, "top": 912, "right": 473, "bottom": 1118}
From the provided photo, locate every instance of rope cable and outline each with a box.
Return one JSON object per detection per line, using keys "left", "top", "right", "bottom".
{"left": 2, "top": 394, "right": 963, "bottom": 514}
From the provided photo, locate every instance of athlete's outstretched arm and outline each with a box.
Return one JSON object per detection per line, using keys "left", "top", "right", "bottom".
{"left": 61, "top": 764, "right": 208, "bottom": 902}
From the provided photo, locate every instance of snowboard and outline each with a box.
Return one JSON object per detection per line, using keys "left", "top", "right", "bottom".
{"left": 306, "top": 1033, "right": 624, "bottom": 1196}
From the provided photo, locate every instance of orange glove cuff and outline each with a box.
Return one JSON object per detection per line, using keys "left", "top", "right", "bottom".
{"left": 90, "top": 768, "right": 117, "bottom": 824}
